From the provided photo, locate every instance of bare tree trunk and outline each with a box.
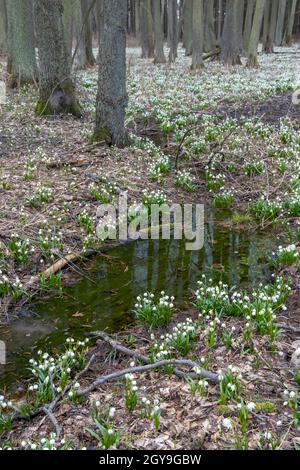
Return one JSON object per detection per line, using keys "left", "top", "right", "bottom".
{"left": 284, "top": 0, "right": 297, "bottom": 45}
{"left": 275, "top": 0, "right": 287, "bottom": 45}
{"left": 135, "top": 0, "right": 141, "bottom": 39}
{"left": 140, "top": 0, "right": 154, "bottom": 58}
{"left": 191, "top": 0, "right": 204, "bottom": 70}
{"left": 217, "top": 0, "right": 223, "bottom": 44}
{"left": 204, "top": 0, "right": 217, "bottom": 52}
{"left": 183, "top": 0, "right": 193, "bottom": 55}
{"left": 34, "top": 0, "right": 81, "bottom": 116}
{"left": 221, "top": 0, "right": 242, "bottom": 65}
{"left": 93, "top": 0, "right": 128, "bottom": 147}
{"left": 263, "top": 0, "right": 278, "bottom": 53}
{"left": 0, "top": 0, "right": 7, "bottom": 53}
{"left": 168, "top": 0, "right": 178, "bottom": 62}
{"left": 262, "top": 0, "right": 271, "bottom": 46}
{"left": 6, "top": 0, "right": 38, "bottom": 88}
{"left": 81, "top": 0, "right": 96, "bottom": 66}
{"left": 153, "top": 0, "right": 166, "bottom": 63}
{"left": 236, "top": 0, "right": 245, "bottom": 54}
{"left": 243, "top": 0, "right": 255, "bottom": 51}
{"left": 247, "top": 0, "right": 265, "bottom": 67}
{"left": 62, "top": 0, "right": 74, "bottom": 57}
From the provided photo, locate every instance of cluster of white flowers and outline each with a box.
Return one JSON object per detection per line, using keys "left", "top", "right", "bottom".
{"left": 20, "top": 433, "right": 70, "bottom": 451}
{"left": 152, "top": 317, "right": 196, "bottom": 359}
{"left": 134, "top": 291, "right": 175, "bottom": 327}
{"left": 142, "top": 189, "right": 167, "bottom": 207}
{"left": 274, "top": 244, "right": 299, "bottom": 265}
{"left": 174, "top": 170, "right": 195, "bottom": 192}
{"left": 0, "top": 395, "right": 12, "bottom": 411}
{"left": 149, "top": 154, "right": 170, "bottom": 181}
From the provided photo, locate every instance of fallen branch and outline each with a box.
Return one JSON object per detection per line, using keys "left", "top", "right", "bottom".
{"left": 78, "top": 359, "right": 218, "bottom": 396}
{"left": 89, "top": 330, "right": 218, "bottom": 384}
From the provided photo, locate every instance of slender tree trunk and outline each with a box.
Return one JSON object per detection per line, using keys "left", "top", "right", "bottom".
{"left": 243, "top": 0, "right": 255, "bottom": 51}
{"left": 221, "top": 0, "right": 242, "bottom": 65}
{"left": 191, "top": 0, "right": 204, "bottom": 70}
{"left": 34, "top": 0, "right": 81, "bottom": 116}
{"left": 236, "top": 0, "right": 245, "bottom": 54}
{"left": 62, "top": 0, "right": 74, "bottom": 57}
{"left": 217, "top": 0, "right": 223, "bottom": 44}
{"left": 135, "top": 0, "right": 141, "bottom": 39}
{"left": 262, "top": 0, "right": 271, "bottom": 46}
{"left": 204, "top": 0, "right": 217, "bottom": 52}
{"left": 275, "top": 0, "right": 287, "bottom": 45}
{"left": 93, "top": 0, "right": 128, "bottom": 147}
{"left": 6, "top": 0, "right": 38, "bottom": 88}
{"left": 0, "top": 0, "right": 7, "bottom": 53}
{"left": 284, "top": 0, "right": 297, "bottom": 45}
{"left": 168, "top": 0, "right": 178, "bottom": 62}
{"left": 80, "top": 0, "right": 96, "bottom": 66}
{"left": 153, "top": 0, "right": 166, "bottom": 63}
{"left": 140, "top": 0, "right": 154, "bottom": 58}
{"left": 183, "top": 0, "right": 193, "bottom": 55}
{"left": 264, "top": 0, "right": 278, "bottom": 53}
{"left": 247, "top": 0, "right": 265, "bottom": 67}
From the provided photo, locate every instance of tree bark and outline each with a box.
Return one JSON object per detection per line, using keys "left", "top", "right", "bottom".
{"left": 153, "top": 0, "right": 166, "bottom": 63}
{"left": 168, "top": 0, "right": 178, "bottom": 62}
{"left": 221, "top": 0, "right": 242, "bottom": 66}
{"left": 93, "top": 0, "right": 128, "bottom": 147}
{"left": 0, "top": 0, "right": 7, "bottom": 53}
{"left": 275, "top": 0, "right": 287, "bottom": 46}
{"left": 183, "top": 0, "right": 193, "bottom": 56}
{"left": 263, "top": 0, "right": 278, "bottom": 53}
{"left": 140, "top": 0, "right": 154, "bottom": 58}
{"left": 6, "top": 0, "right": 38, "bottom": 88}
{"left": 80, "top": 0, "right": 96, "bottom": 66}
{"left": 204, "top": 0, "right": 217, "bottom": 52}
{"left": 34, "top": 0, "right": 81, "bottom": 116}
{"left": 243, "top": 0, "right": 255, "bottom": 51}
{"left": 284, "top": 0, "right": 297, "bottom": 45}
{"left": 191, "top": 0, "right": 204, "bottom": 70}
{"left": 62, "top": 0, "right": 74, "bottom": 57}
{"left": 247, "top": 0, "right": 265, "bottom": 67}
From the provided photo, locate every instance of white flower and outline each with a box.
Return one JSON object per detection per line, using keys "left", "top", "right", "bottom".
{"left": 222, "top": 418, "right": 232, "bottom": 431}
{"left": 247, "top": 402, "right": 256, "bottom": 411}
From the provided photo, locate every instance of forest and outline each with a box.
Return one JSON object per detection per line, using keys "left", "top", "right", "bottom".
{"left": 0, "top": 0, "right": 300, "bottom": 457}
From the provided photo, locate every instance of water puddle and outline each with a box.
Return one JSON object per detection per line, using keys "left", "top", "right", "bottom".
{"left": 0, "top": 213, "right": 276, "bottom": 390}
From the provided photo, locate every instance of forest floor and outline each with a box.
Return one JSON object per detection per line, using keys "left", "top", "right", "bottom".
{"left": 1, "top": 46, "right": 300, "bottom": 450}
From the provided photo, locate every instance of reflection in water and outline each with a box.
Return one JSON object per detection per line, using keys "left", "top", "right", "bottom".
{"left": 0, "top": 219, "right": 275, "bottom": 389}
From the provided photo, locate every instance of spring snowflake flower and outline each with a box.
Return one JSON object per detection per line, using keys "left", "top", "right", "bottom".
{"left": 222, "top": 418, "right": 232, "bottom": 431}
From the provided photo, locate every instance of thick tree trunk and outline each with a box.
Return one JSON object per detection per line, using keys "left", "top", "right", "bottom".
{"left": 168, "top": 0, "right": 178, "bottom": 62}
{"left": 0, "top": 0, "right": 7, "bottom": 53}
{"left": 93, "top": 0, "right": 128, "bottom": 147}
{"left": 284, "top": 0, "right": 297, "bottom": 45}
{"left": 275, "top": 0, "right": 287, "bottom": 46}
{"left": 247, "top": 0, "right": 265, "bottom": 67}
{"left": 221, "top": 0, "right": 242, "bottom": 65}
{"left": 183, "top": 0, "right": 193, "bottom": 56}
{"left": 6, "top": 0, "right": 38, "bottom": 88}
{"left": 263, "top": 0, "right": 278, "bottom": 53}
{"left": 140, "top": 0, "right": 154, "bottom": 58}
{"left": 243, "top": 0, "right": 255, "bottom": 51}
{"left": 191, "top": 0, "right": 204, "bottom": 70}
{"left": 204, "top": 0, "right": 217, "bottom": 52}
{"left": 153, "top": 0, "right": 166, "bottom": 63}
{"left": 34, "top": 0, "right": 81, "bottom": 116}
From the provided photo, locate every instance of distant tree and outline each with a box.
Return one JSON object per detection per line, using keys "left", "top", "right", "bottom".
{"left": 183, "top": 0, "right": 193, "bottom": 56}
{"left": 263, "top": 0, "right": 278, "bottom": 53}
{"left": 204, "top": 0, "right": 217, "bottom": 52}
{"left": 140, "top": 0, "right": 154, "bottom": 58}
{"left": 221, "top": 0, "right": 242, "bottom": 66}
{"left": 153, "top": 0, "right": 166, "bottom": 63}
{"left": 168, "top": 0, "right": 178, "bottom": 62}
{"left": 6, "top": 0, "right": 38, "bottom": 88}
{"left": 93, "top": 0, "right": 128, "bottom": 147}
{"left": 0, "top": 0, "right": 7, "bottom": 54}
{"left": 243, "top": 0, "right": 255, "bottom": 51}
{"left": 275, "top": 0, "right": 287, "bottom": 46}
{"left": 191, "top": 0, "right": 204, "bottom": 70}
{"left": 247, "top": 0, "right": 265, "bottom": 68}
{"left": 284, "top": 0, "right": 297, "bottom": 45}
{"left": 62, "top": 0, "right": 74, "bottom": 57}
{"left": 34, "top": 0, "right": 81, "bottom": 116}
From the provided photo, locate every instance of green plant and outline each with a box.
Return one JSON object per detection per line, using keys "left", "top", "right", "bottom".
{"left": 134, "top": 291, "right": 174, "bottom": 328}
{"left": 85, "top": 419, "right": 122, "bottom": 449}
